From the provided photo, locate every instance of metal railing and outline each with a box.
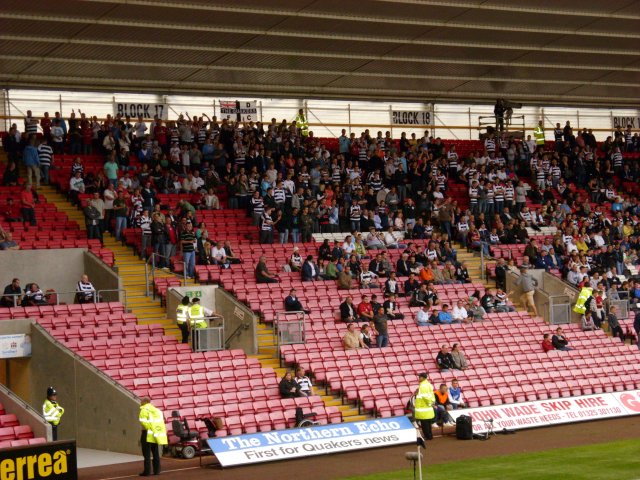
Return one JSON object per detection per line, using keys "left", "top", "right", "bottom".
{"left": 274, "top": 311, "right": 306, "bottom": 361}
{"left": 190, "top": 315, "right": 224, "bottom": 352}
{"left": 547, "top": 294, "right": 572, "bottom": 325}
{"left": 1, "top": 289, "right": 128, "bottom": 309}
{"left": 144, "top": 252, "right": 187, "bottom": 297}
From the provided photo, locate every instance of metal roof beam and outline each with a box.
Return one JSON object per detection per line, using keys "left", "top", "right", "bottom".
{"left": 1, "top": 54, "right": 635, "bottom": 88}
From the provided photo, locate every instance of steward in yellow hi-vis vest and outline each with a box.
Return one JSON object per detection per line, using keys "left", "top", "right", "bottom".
{"left": 139, "top": 397, "right": 167, "bottom": 476}
{"left": 176, "top": 296, "right": 190, "bottom": 344}
{"left": 414, "top": 372, "right": 436, "bottom": 441}
{"left": 533, "top": 120, "right": 545, "bottom": 145}
{"left": 573, "top": 287, "right": 593, "bottom": 314}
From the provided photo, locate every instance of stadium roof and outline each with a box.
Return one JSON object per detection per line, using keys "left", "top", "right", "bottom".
{"left": 1, "top": 0, "right": 639, "bottom": 107}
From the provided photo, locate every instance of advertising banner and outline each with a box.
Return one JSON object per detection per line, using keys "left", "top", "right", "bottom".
{"left": 208, "top": 416, "right": 417, "bottom": 467}
{"left": 449, "top": 390, "right": 640, "bottom": 434}
{"left": 0, "top": 440, "right": 77, "bottom": 480}
{"left": 0, "top": 334, "right": 32, "bottom": 358}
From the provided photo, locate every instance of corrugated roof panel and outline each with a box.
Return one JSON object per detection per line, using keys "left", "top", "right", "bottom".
{"left": 451, "top": 9, "right": 594, "bottom": 31}
{"left": 213, "top": 53, "right": 370, "bottom": 72}
{"left": 327, "top": 75, "right": 463, "bottom": 92}
{"left": 0, "top": 41, "right": 56, "bottom": 57}
{"left": 356, "top": 61, "right": 494, "bottom": 78}
{"left": 273, "top": 16, "right": 428, "bottom": 39}
{"left": 186, "top": 69, "right": 339, "bottom": 87}
{"left": 242, "top": 35, "right": 399, "bottom": 55}
{"left": 0, "top": 60, "right": 38, "bottom": 76}
{"left": 304, "top": 0, "right": 467, "bottom": 23}
{"left": 387, "top": 44, "right": 526, "bottom": 63}
{"left": 20, "top": 61, "right": 194, "bottom": 82}
{"left": 2, "top": 0, "right": 114, "bottom": 17}
{"left": 1, "top": 19, "right": 87, "bottom": 38}
{"left": 516, "top": 51, "right": 639, "bottom": 67}
{"left": 416, "top": 27, "right": 563, "bottom": 49}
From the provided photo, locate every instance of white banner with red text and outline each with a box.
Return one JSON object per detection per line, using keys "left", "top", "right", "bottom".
{"left": 449, "top": 390, "right": 640, "bottom": 434}
{"left": 207, "top": 416, "right": 417, "bottom": 467}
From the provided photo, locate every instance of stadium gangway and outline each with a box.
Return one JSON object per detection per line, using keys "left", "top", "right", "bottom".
{"left": 145, "top": 252, "right": 187, "bottom": 297}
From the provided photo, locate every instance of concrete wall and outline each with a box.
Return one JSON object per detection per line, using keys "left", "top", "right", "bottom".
{"left": 0, "top": 382, "right": 51, "bottom": 441}
{"left": 83, "top": 251, "right": 122, "bottom": 304}
{"left": 507, "top": 270, "right": 578, "bottom": 324}
{"left": 0, "top": 249, "right": 86, "bottom": 305}
{"left": 215, "top": 288, "right": 258, "bottom": 354}
{"left": 0, "top": 319, "right": 34, "bottom": 402}
{"left": 166, "top": 286, "right": 258, "bottom": 355}
{"left": 29, "top": 325, "right": 141, "bottom": 454}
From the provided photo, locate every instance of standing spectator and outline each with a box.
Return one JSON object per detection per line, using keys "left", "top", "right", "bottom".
{"left": 113, "top": 190, "right": 128, "bottom": 241}
{"left": 150, "top": 212, "right": 167, "bottom": 268}
{"left": 180, "top": 222, "right": 196, "bottom": 278}
{"left": 373, "top": 306, "right": 390, "bottom": 347}
{"left": 37, "top": 138, "right": 53, "bottom": 185}
{"left": 138, "top": 209, "right": 152, "bottom": 260}
{"left": 435, "top": 345, "right": 455, "bottom": 371}
{"left": 87, "top": 192, "right": 105, "bottom": 245}
{"left": 20, "top": 185, "right": 37, "bottom": 227}
{"left": 517, "top": 265, "right": 538, "bottom": 316}
{"left": 50, "top": 119, "right": 65, "bottom": 154}
{"left": 23, "top": 137, "right": 41, "bottom": 188}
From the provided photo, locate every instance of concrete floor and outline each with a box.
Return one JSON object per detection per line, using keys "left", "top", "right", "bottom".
{"left": 77, "top": 448, "right": 143, "bottom": 469}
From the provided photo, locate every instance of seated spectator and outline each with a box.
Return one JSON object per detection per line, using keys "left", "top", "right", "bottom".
{"left": 433, "top": 384, "right": 455, "bottom": 426}
{"left": 404, "top": 273, "right": 420, "bottom": 297}
{"left": 0, "top": 232, "right": 19, "bottom": 250}
{"left": 210, "top": 241, "right": 229, "bottom": 267}
{"left": 448, "top": 379, "right": 466, "bottom": 409}
{"left": 383, "top": 293, "right": 404, "bottom": 320}
{"left": 450, "top": 343, "right": 468, "bottom": 370}
{"left": 360, "top": 323, "right": 373, "bottom": 348}
{"left": 416, "top": 304, "right": 430, "bottom": 326}
{"left": 365, "top": 228, "right": 386, "bottom": 250}
{"left": 542, "top": 333, "right": 554, "bottom": 352}
{"left": 340, "top": 296, "right": 356, "bottom": 322}
{"left": 255, "top": 256, "right": 279, "bottom": 283}
{"left": 337, "top": 267, "right": 353, "bottom": 290}
{"left": 494, "top": 289, "right": 515, "bottom": 312}
{"left": 451, "top": 301, "right": 468, "bottom": 323}
{"left": 279, "top": 371, "right": 302, "bottom": 398}
{"left": 383, "top": 227, "right": 406, "bottom": 249}
{"left": 384, "top": 272, "right": 401, "bottom": 296}
{"left": 552, "top": 327, "right": 572, "bottom": 351}
{"left": 359, "top": 267, "right": 380, "bottom": 288}
{"left": 75, "top": 274, "right": 96, "bottom": 304}
{"left": 581, "top": 311, "right": 597, "bottom": 331}
{"left": 607, "top": 305, "right": 624, "bottom": 343}
{"left": 481, "top": 289, "right": 496, "bottom": 313}
{"left": 436, "top": 345, "right": 455, "bottom": 371}
{"left": 284, "top": 288, "right": 309, "bottom": 313}
{"left": 1, "top": 278, "right": 21, "bottom": 308}
{"left": 22, "top": 283, "right": 47, "bottom": 306}
{"left": 357, "top": 295, "right": 374, "bottom": 322}
{"left": 294, "top": 367, "right": 313, "bottom": 397}
{"left": 2, "top": 198, "right": 22, "bottom": 222}
{"left": 301, "top": 255, "right": 319, "bottom": 281}
{"left": 342, "top": 323, "right": 365, "bottom": 350}
{"left": 368, "top": 253, "right": 389, "bottom": 278}
{"left": 455, "top": 262, "right": 471, "bottom": 283}
{"left": 289, "top": 247, "right": 303, "bottom": 272}
{"left": 467, "top": 298, "right": 486, "bottom": 322}
{"left": 437, "top": 304, "right": 454, "bottom": 324}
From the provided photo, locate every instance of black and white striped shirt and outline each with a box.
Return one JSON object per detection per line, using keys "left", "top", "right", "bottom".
{"left": 261, "top": 212, "right": 273, "bottom": 231}
{"left": 484, "top": 138, "right": 496, "bottom": 153}
{"left": 38, "top": 143, "right": 53, "bottom": 167}
{"left": 612, "top": 152, "right": 623, "bottom": 168}
{"left": 273, "top": 188, "right": 286, "bottom": 204}
{"left": 251, "top": 197, "right": 264, "bottom": 215}
{"left": 504, "top": 185, "right": 514, "bottom": 201}
{"left": 138, "top": 215, "right": 152, "bottom": 235}
{"left": 76, "top": 281, "right": 95, "bottom": 296}
{"left": 349, "top": 205, "right": 361, "bottom": 221}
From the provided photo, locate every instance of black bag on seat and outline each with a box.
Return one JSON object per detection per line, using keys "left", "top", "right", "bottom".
{"left": 456, "top": 414, "right": 473, "bottom": 440}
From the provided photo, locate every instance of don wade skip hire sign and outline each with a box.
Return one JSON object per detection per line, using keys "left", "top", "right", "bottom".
{"left": 208, "top": 417, "right": 416, "bottom": 467}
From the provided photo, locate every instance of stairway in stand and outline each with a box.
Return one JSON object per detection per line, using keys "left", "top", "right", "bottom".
{"left": 37, "top": 185, "right": 188, "bottom": 339}
{"left": 250, "top": 320, "right": 369, "bottom": 424}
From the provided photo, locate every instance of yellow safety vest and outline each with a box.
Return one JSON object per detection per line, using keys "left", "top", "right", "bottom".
{"left": 176, "top": 304, "right": 189, "bottom": 324}
{"left": 294, "top": 113, "right": 309, "bottom": 136}
{"left": 188, "top": 304, "right": 207, "bottom": 329}
{"left": 43, "top": 399, "right": 64, "bottom": 425}
{"left": 573, "top": 287, "right": 593, "bottom": 314}
{"left": 534, "top": 125, "right": 545, "bottom": 145}
{"left": 414, "top": 379, "right": 435, "bottom": 420}
{"left": 139, "top": 403, "right": 168, "bottom": 445}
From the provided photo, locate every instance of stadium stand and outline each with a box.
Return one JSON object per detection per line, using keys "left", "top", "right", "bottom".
{"left": 0, "top": 401, "right": 45, "bottom": 448}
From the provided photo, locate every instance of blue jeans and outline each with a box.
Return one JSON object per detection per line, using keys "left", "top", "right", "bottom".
{"left": 183, "top": 251, "right": 196, "bottom": 278}
{"left": 279, "top": 229, "right": 289, "bottom": 244}
{"left": 40, "top": 165, "right": 50, "bottom": 184}
{"left": 291, "top": 229, "right": 300, "bottom": 243}
{"left": 376, "top": 334, "right": 389, "bottom": 348}
{"left": 115, "top": 216, "right": 127, "bottom": 241}
{"left": 350, "top": 220, "right": 360, "bottom": 232}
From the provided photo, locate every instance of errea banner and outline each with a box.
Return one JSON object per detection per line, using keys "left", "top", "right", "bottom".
{"left": 0, "top": 440, "right": 77, "bottom": 480}
{"left": 449, "top": 390, "right": 640, "bottom": 434}
{"left": 207, "top": 416, "right": 416, "bottom": 467}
